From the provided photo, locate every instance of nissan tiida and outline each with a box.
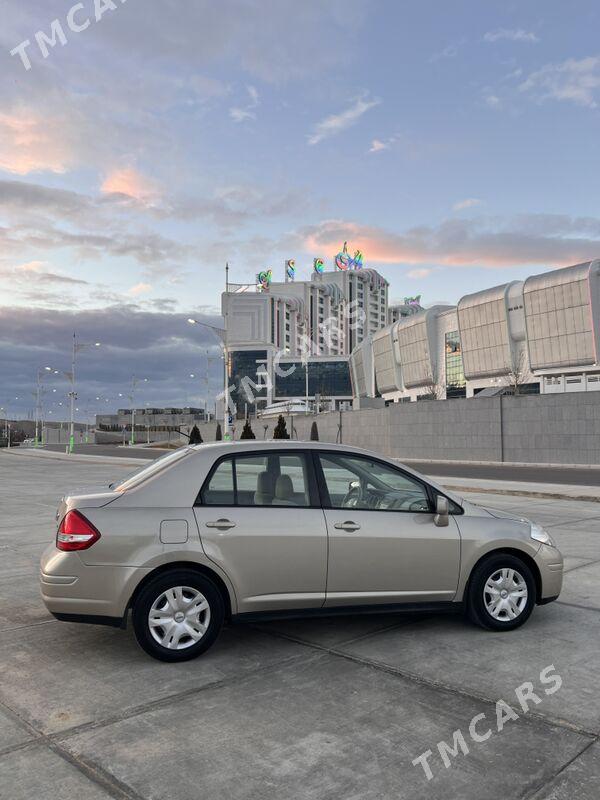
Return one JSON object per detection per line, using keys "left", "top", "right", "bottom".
{"left": 40, "top": 442, "right": 563, "bottom": 661}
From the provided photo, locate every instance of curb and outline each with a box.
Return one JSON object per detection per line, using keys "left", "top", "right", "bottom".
{"left": 441, "top": 483, "right": 600, "bottom": 504}
{"left": 0, "top": 450, "right": 149, "bottom": 467}
{"left": 405, "top": 458, "right": 600, "bottom": 471}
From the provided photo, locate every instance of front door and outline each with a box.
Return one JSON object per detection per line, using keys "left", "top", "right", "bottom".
{"left": 316, "top": 453, "right": 461, "bottom": 607}
{"left": 194, "top": 450, "right": 327, "bottom": 613}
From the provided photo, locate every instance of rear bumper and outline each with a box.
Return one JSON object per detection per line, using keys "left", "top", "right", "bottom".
{"left": 40, "top": 546, "right": 150, "bottom": 619}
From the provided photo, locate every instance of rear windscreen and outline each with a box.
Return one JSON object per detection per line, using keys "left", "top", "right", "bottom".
{"left": 113, "top": 448, "right": 192, "bottom": 492}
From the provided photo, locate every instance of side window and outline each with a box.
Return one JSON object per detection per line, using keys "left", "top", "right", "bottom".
{"left": 236, "top": 453, "right": 311, "bottom": 507}
{"left": 200, "top": 458, "right": 235, "bottom": 505}
{"left": 199, "top": 453, "right": 312, "bottom": 507}
{"left": 319, "top": 454, "right": 431, "bottom": 513}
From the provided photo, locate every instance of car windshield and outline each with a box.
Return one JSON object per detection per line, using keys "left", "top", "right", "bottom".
{"left": 112, "top": 448, "right": 192, "bottom": 492}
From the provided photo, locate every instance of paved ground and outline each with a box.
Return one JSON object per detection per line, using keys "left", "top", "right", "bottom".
{"left": 38, "top": 442, "right": 600, "bottom": 484}
{"left": 1, "top": 454, "right": 599, "bottom": 799}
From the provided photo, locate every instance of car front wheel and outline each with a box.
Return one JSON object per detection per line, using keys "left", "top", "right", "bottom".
{"left": 467, "top": 554, "right": 536, "bottom": 631}
{"left": 132, "top": 570, "right": 224, "bottom": 661}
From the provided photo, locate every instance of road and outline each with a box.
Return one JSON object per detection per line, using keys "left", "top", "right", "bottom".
{"left": 41, "top": 443, "right": 162, "bottom": 459}
{"left": 36, "top": 443, "right": 600, "bottom": 484}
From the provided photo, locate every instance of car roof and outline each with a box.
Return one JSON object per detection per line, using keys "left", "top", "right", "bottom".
{"left": 190, "top": 440, "right": 377, "bottom": 456}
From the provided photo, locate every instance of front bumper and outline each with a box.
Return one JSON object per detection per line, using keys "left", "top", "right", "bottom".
{"left": 534, "top": 544, "right": 564, "bottom": 602}
{"left": 40, "top": 545, "right": 149, "bottom": 619}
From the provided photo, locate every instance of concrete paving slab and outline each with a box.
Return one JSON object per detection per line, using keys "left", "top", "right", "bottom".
{"left": 549, "top": 515, "right": 600, "bottom": 532}
{"left": 543, "top": 528, "right": 600, "bottom": 560}
{"left": 254, "top": 612, "right": 427, "bottom": 648}
{"left": 0, "top": 572, "right": 52, "bottom": 631}
{"left": 531, "top": 741, "right": 600, "bottom": 800}
{"left": 0, "top": 706, "right": 34, "bottom": 751}
{"left": 61, "top": 651, "right": 590, "bottom": 800}
{"left": 563, "top": 556, "right": 595, "bottom": 572}
{"left": 0, "top": 744, "right": 113, "bottom": 800}
{"left": 0, "top": 622, "right": 312, "bottom": 735}
{"left": 0, "top": 546, "right": 41, "bottom": 580}
{"left": 2, "top": 449, "right": 600, "bottom": 797}
{"left": 337, "top": 603, "right": 600, "bottom": 733}
{"left": 560, "top": 561, "right": 600, "bottom": 610}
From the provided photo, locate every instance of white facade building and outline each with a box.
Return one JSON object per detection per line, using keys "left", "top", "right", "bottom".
{"left": 350, "top": 259, "right": 600, "bottom": 403}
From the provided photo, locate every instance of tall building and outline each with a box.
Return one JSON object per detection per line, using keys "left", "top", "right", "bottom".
{"left": 222, "top": 260, "right": 389, "bottom": 414}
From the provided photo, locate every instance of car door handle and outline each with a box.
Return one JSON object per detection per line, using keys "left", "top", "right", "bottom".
{"left": 205, "top": 519, "right": 236, "bottom": 531}
{"left": 334, "top": 521, "right": 361, "bottom": 532}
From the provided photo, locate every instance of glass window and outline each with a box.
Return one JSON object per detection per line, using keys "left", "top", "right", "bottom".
{"left": 445, "top": 330, "right": 466, "bottom": 398}
{"left": 201, "top": 458, "right": 235, "bottom": 505}
{"left": 114, "top": 447, "right": 192, "bottom": 492}
{"left": 235, "top": 453, "right": 310, "bottom": 507}
{"left": 200, "top": 453, "right": 311, "bottom": 507}
{"left": 230, "top": 350, "right": 268, "bottom": 410}
{"left": 319, "top": 454, "right": 431, "bottom": 513}
{"left": 274, "top": 360, "right": 352, "bottom": 398}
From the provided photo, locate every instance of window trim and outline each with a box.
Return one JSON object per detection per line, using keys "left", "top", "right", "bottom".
{"left": 196, "top": 449, "right": 320, "bottom": 508}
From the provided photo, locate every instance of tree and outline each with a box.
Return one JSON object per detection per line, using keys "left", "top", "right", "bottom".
{"left": 421, "top": 371, "right": 445, "bottom": 400}
{"left": 310, "top": 421, "right": 319, "bottom": 441}
{"left": 273, "top": 414, "right": 290, "bottom": 439}
{"left": 215, "top": 422, "right": 222, "bottom": 441}
{"left": 189, "top": 425, "right": 203, "bottom": 445}
{"left": 240, "top": 419, "right": 256, "bottom": 440}
{"left": 504, "top": 351, "right": 528, "bottom": 396}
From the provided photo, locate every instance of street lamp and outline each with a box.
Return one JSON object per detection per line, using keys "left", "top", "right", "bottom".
{"left": 66, "top": 334, "right": 101, "bottom": 454}
{"left": 34, "top": 366, "right": 54, "bottom": 447}
{"left": 0, "top": 405, "right": 10, "bottom": 448}
{"left": 188, "top": 318, "right": 230, "bottom": 439}
{"left": 129, "top": 376, "right": 148, "bottom": 445}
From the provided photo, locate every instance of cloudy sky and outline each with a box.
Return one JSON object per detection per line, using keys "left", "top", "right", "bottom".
{"left": 2, "top": 0, "right": 600, "bottom": 418}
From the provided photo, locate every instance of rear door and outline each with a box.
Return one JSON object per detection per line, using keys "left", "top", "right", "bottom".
{"left": 193, "top": 450, "right": 327, "bottom": 613}
{"left": 316, "top": 452, "right": 461, "bottom": 607}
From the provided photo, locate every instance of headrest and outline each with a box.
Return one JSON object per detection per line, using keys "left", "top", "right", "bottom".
{"left": 256, "top": 471, "right": 275, "bottom": 494}
{"left": 275, "top": 474, "right": 294, "bottom": 500}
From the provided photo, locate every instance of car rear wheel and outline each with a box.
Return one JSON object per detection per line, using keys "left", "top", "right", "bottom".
{"left": 467, "top": 554, "right": 536, "bottom": 631}
{"left": 132, "top": 570, "right": 224, "bottom": 661}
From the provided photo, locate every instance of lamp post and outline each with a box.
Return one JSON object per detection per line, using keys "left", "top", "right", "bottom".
{"left": 67, "top": 335, "right": 101, "bottom": 454}
{"left": 199, "top": 349, "right": 220, "bottom": 421}
{"left": 34, "top": 366, "right": 55, "bottom": 447}
{"left": 187, "top": 318, "right": 230, "bottom": 440}
{"left": 129, "top": 376, "right": 148, "bottom": 445}
{"left": 0, "top": 405, "right": 9, "bottom": 447}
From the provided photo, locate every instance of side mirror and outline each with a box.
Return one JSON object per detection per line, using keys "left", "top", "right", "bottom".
{"left": 434, "top": 495, "right": 449, "bottom": 527}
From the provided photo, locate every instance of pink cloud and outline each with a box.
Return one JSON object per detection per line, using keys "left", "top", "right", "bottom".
{"left": 101, "top": 168, "right": 161, "bottom": 205}
{"left": 128, "top": 282, "right": 153, "bottom": 296}
{"left": 301, "top": 218, "right": 600, "bottom": 268}
{"left": 0, "top": 111, "right": 74, "bottom": 175}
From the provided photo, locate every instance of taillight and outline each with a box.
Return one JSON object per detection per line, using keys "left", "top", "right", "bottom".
{"left": 56, "top": 510, "right": 101, "bottom": 551}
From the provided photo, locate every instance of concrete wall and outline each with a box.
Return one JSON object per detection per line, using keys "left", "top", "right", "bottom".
{"left": 223, "top": 393, "right": 600, "bottom": 466}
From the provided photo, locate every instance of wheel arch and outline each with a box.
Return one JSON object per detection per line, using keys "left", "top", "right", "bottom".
{"left": 463, "top": 547, "right": 542, "bottom": 605}
{"left": 127, "top": 561, "right": 234, "bottom": 621}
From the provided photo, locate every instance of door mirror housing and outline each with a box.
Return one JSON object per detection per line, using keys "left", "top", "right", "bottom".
{"left": 434, "top": 495, "right": 449, "bottom": 527}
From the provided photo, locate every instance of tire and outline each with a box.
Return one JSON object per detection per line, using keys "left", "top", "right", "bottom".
{"left": 467, "top": 554, "right": 536, "bottom": 631}
{"left": 132, "top": 570, "right": 224, "bottom": 662}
